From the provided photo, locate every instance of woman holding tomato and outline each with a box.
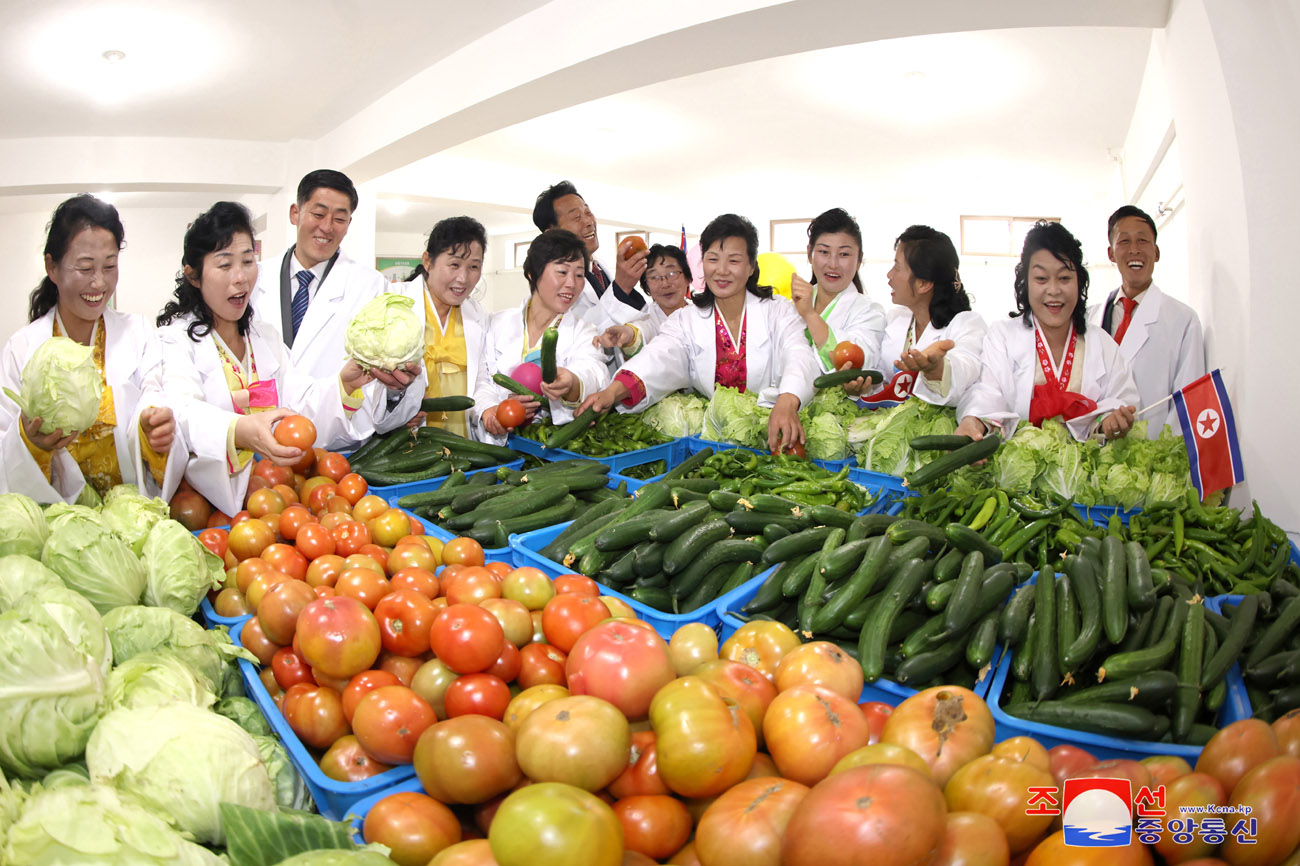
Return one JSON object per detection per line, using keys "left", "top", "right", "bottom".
{"left": 789, "top": 208, "right": 886, "bottom": 377}
{"left": 478, "top": 230, "right": 610, "bottom": 440}
{"left": 861, "top": 225, "right": 987, "bottom": 410}
{"left": 592, "top": 243, "right": 693, "bottom": 357}
{"left": 580, "top": 214, "right": 820, "bottom": 452}
{"left": 0, "top": 194, "right": 179, "bottom": 504}
{"left": 957, "top": 221, "right": 1139, "bottom": 442}
{"left": 381, "top": 216, "right": 497, "bottom": 440}
{"left": 145, "top": 201, "right": 381, "bottom": 515}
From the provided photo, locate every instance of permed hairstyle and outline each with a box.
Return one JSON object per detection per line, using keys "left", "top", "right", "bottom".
{"left": 522, "top": 229, "right": 590, "bottom": 294}
{"left": 1011, "top": 220, "right": 1089, "bottom": 335}
{"left": 531, "top": 180, "right": 581, "bottom": 232}
{"left": 411, "top": 216, "right": 488, "bottom": 281}
{"left": 30, "top": 194, "right": 125, "bottom": 322}
{"left": 895, "top": 225, "right": 970, "bottom": 328}
{"left": 637, "top": 244, "right": 692, "bottom": 292}
{"left": 807, "top": 207, "right": 864, "bottom": 292}
{"left": 156, "top": 201, "right": 257, "bottom": 341}
{"left": 691, "top": 213, "right": 771, "bottom": 309}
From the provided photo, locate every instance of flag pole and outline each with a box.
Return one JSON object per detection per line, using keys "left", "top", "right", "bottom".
{"left": 1134, "top": 393, "right": 1174, "bottom": 419}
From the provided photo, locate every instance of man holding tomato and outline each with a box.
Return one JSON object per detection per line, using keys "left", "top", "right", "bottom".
{"left": 531, "top": 181, "right": 650, "bottom": 334}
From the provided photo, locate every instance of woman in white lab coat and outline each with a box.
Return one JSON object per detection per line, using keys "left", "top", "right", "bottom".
{"left": 957, "top": 221, "right": 1140, "bottom": 442}
{"left": 789, "top": 207, "right": 886, "bottom": 375}
{"left": 146, "top": 202, "right": 377, "bottom": 516}
{"left": 593, "top": 243, "right": 693, "bottom": 355}
{"left": 581, "top": 213, "right": 820, "bottom": 452}
{"left": 380, "top": 216, "right": 497, "bottom": 441}
{"left": 478, "top": 229, "right": 610, "bottom": 439}
{"left": 860, "top": 225, "right": 987, "bottom": 409}
{"left": 0, "top": 194, "right": 178, "bottom": 504}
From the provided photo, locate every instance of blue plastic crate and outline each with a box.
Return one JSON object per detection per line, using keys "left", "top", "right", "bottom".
{"left": 376, "top": 460, "right": 524, "bottom": 508}
{"left": 507, "top": 434, "right": 686, "bottom": 476}
{"left": 199, "top": 596, "right": 250, "bottom": 630}
{"left": 509, "top": 522, "right": 755, "bottom": 639}
{"left": 1072, "top": 503, "right": 1142, "bottom": 526}
{"left": 846, "top": 467, "right": 911, "bottom": 515}
{"left": 229, "top": 621, "right": 416, "bottom": 820}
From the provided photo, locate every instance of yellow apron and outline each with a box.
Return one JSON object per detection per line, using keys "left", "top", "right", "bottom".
{"left": 423, "top": 294, "right": 469, "bottom": 437}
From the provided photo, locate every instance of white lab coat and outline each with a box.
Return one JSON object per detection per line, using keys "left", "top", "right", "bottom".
{"left": 380, "top": 277, "right": 496, "bottom": 441}
{"left": 810, "top": 288, "right": 887, "bottom": 373}
{"left": 0, "top": 308, "right": 181, "bottom": 504}
{"left": 867, "top": 308, "right": 987, "bottom": 407}
{"left": 478, "top": 299, "right": 611, "bottom": 439}
{"left": 143, "top": 316, "right": 369, "bottom": 516}
{"left": 618, "top": 294, "right": 820, "bottom": 411}
{"left": 1087, "top": 284, "right": 1206, "bottom": 437}
{"left": 959, "top": 318, "right": 1141, "bottom": 442}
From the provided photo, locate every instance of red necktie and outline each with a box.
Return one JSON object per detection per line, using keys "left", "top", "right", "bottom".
{"left": 1113, "top": 296, "right": 1138, "bottom": 344}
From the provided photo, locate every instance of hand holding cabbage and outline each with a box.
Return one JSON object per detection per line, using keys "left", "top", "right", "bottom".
{"left": 343, "top": 295, "right": 424, "bottom": 391}
{"left": 3, "top": 336, "right": 103, "bottom": 444}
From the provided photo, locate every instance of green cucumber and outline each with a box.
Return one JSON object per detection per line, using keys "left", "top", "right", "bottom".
{"left": 966, "top": 609, "right": 1001, "bottom": 670}
{"left": 858, "top": 557, "right": 932, "bottom": 683}
{"left": 546, "top": 407, "right": 606, "bottom": 451}
{"left": 663, "top": 519, "right": 733, "bottom": 575}
{"left": 884, "top": 520, "right": 948, "bottom": 552}
{"left": 1246, "top": 597, "right": 1300, "bottom": 669}
{"left": 421, "top": 395, "right": 475, "bottom": 413}
{"left": 903, "top": 434, "right": 1001, "bottom": 489}
{"left": 1060, "top": 555, "right": 1103, "bottom": 674}
{"left": 1032, "top": 571, "right": 1058, "bottom": 700}
{"left": 999, "top": 582, "right": 1036, "bottom": 648}
{"left": 483, "top": 494, "right": 578, "bottom": 537}
{"left": 1002, "top": 700, "right": 1159, "bottom": 738}
{"left": 1126, "top": 540, "right": 1157, "bottom": 612}
{"left": 540, "top": 326, "right": 558, "bottom": 383}
{"left": 762, "top": 526, "right": 838, "bottom": 565}
{"left": 909, "top": 434, "right": 975, "bottom": 452}
{"left": 814, "top": 368, "right": 883, "bottom": 389}
{"left": 934, "top": 548, "right": 965, "bottom": 583}
{"left": 894, "top": 638, "right": 966, "bottom": 685}
{"left": 1201, "top": 594, "right": 1258, "bottom": 690}
{"left": 800, "top": 529, "right": 845, "bottom": 633}
{"left": 669, "top": 538, "right": 763, "bottom": 600}
{"left": 594, "top": 509, "right": 677, "bottom": 552}
{"left": 663, "top": 447, "right": 713, "bottom": 481}
{"left": 1101, "top": 535, "right": 1130, "bottom": 645}
{"left": 1099, "top": 595, "right": 1187, "bottom": 681}
{"left": 1173, "top": 601, "right": 1205, "bottom": 742}
{"left": 1060, "top": 670, "right": 1180, "bottom": 708}
{"left": 943, "top": 551, "right": 986, "bottom": 637}
{"left": 648, "top": 501, "right": 714, "bottom": 542}
{"left": 492, "top": 372, "right": 543, "bottom": 402}
{"left": 944, "top": 523, "right": 1004, "bottom": 565}
{"left": 926, "top": 580, "right": 958, "bottom": 611}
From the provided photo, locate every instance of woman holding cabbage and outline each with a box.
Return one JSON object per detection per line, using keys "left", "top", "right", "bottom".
{"left": 0, "top": 194, "right": 178, "bottom": 504}
{"left": 580, "top": 213, "right": 820, "bottom": 452}
{"left": 145, "top": 201, "right": 379, "bottom": 516}
{"left": 478, "top": 229, "right": 610, "bottom": 439}
{"left": 379, "top": 216, "right": 497, "bottom": 440}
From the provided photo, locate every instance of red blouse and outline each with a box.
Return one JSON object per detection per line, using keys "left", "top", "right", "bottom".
{"left": 616, "top": 307, "right": 748, "bottom": 405}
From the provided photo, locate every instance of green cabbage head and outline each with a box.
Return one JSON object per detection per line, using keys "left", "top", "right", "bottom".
{"left": 41, "top": 512, "right": 145, "bottom": 615}
{"left": 101, "top": 605, "right": 254, "bottom": 695}
{"left": 0, "top": 493, "right": 48, "bottom": 557}
{"left": 141, "top": 520, "right": 224, "bottom": 616}
{"left": 105, "top": 651, "right": 218, "bottom": 711}
{"left": 3, "top": 336, "right": 103, "bottom": 434}
{"left": 344, "top": 294, "right": 423, "bottom": 370}
{"left": 99, "top": 490, "right": 169, "bottom": 556}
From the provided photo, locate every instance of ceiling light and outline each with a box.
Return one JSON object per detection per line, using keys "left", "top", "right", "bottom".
{"left": 101, "top": 49, "right": 126, "bottom": 63}
{"left": 384, "top": 198, "right": 408, "bottom": 216}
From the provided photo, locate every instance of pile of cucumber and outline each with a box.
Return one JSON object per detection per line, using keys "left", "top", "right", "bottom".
{"left": 999, "top": 536, "right": 1240, "bottom": 746}
{"left": 396, "top": 460, "right": 628, "bottom": 548}
{"left": 738, "top": 514, "right": 1030, "bottom": 693}
{"left": 347, "top": 415, "right": 520, "bottom": 487}
{"left": 1235, "top": 591, "right": 1300, "bottom": 720}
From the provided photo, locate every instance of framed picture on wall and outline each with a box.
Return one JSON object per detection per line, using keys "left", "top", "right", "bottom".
{"left": 770, "top": 219, "right": 812, "bottom": 255}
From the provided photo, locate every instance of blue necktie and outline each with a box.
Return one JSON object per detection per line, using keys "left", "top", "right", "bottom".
{"left": 290, "top": 270, "right": 313, "bottom": 339}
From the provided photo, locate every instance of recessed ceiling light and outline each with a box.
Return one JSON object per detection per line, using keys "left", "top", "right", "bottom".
{"left": 905, "top": 70, "right": 926, "bottom": 82}
{"left": 102, "top": 49, "right": 126, "bottom": 63}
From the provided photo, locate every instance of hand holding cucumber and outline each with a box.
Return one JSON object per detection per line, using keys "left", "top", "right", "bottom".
{"left": 540, "top": 367, "right": 581, "bottom": 403}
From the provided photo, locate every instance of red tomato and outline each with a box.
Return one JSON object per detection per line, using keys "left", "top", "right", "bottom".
{"left": 275, "top": 414, "right": 317, "bottom": 450}
{"left": 1274, "top": 708, "right": 1300, "bottom": 758}
{"left": 695, "top": 777, "right": 810, "bottom": 866}
{"left": 1047, "top": 744, "right": 1097, "bottom": 785}
{"left": 880, "top": 686, "right": 995, "bottom": 787}
{"left": 719, "top": 620, "right": 802, "bottom": 683}
{"left": 304, "top": 551, "right": 345, "bottom": 587}
{"left": 320, "top": 733, "right": 394, "bottom": 782}
{"left": 296, "top": 596, "right": 382, "bottom": 680}
{"left": 553, "top": 574, "right": 600, "bottom": 596}
{"left": 241, "top": 615, "right": 281, "bottom": 666}
{"left": 1222, "top": 756, "right": 1300, "bottom": 866}
{"left": 362, "top": 790, "right": 462, "bottom": 866}
{"left": 444, "top": 567, "right": 503, "bottom": 606}
{"left": 342, "top": 669, "right": 403, "bottom": 724}
{"left": 541, "top": 593, "right": 610, "bottom": 654}
{"left": 277, "top": 504, "right": 315, "bottom": 542}
{"left": 258, "top": 579, "right": 318, "bottom": 645}
{"left": 518, "top": 642, "right": 568, "bottom": 689}
{"left": 495, "top": 398, "right": 526, "bottom": 430}
{"left": 479, "top": 597, "right": 534, "bottom": 648}
{"left": 429, "top": 603, "right": 506, "bottom": 674}
{"left": 488, "top": 783, "right": 623, "bottom": 866}
{"left": 649, "top": 676, "right": 757, "bottom": 799}
{"left": 774, "top": 641, "right": 864, "bottom": 702}
{"left": 614, "top": 795, "right": 692, "bottom": 861}
{"left": 376, "top": 589, "right": 437, "bottom": 656}
{"left": 352, "top": 684, "right": 439, "bottom": 764}
{"left": 443, "top": 672, "right": 513, "bottom": 720}
{"left": 282, "top": 682, "right": 349, "bottom": 750}
{"left": 1195, "top": 718, "right": 1278, "bottom": 796}
{"left": 692, "top": 659, "right": 778, "bottom": 748}
{"left": 930, "top": 811, "right": 1011, "bottom": 866}
{"left": 332, "top": 521, "right": 372, "bottom": 558}
{"left": 608, "top": 730, "right": 670, "bottom": 799}
{"left": 1024, "top": 830, "right": 1153, "bottom": 866}
{"left": 262, "top": 542, "right": 309, "bottom": 581}
{"left": 442, "top": 537, "right": 486, "bottom": 567}
{"left": 247, "top": 487, "right": 287, "bottom": 519}
{"left": 501, "top": 566, "right": 556, "bottom": 610}
{"left": 336, "top": 567, "right": 392, "bottom": 610}
{"left": 389, "top": 543, "right": 439, "bottom": 575}
{"left": 858, "top": 702, "right": 893, "bottom": 746}
{"left": 337, "top": 473, "right": 369, "bottom": 505}
{"left": 1151, "top": 772, "right": 1224, "bottom": 864}
{"left": 619, "top": 235, "right": 648, "bottom": 259}
{"left": 228, "top": 517, "right": 276, "bottom": 561}
{"left": 772, "top": 439, "right": 806, "bottom": 459}
{"left": 515, "top": 695, "right": 632, "bottom": 791}
{"left": 565, "top": 621, "right": 676, "bottom": 721}
{"left": 830, "top": 341, "right": 865, "bottom": 369}
{"left": 764, "top": 684, "right": 870, "bottom": 786}
{"left": 271, "top": 645, "right": 315, "bottom": 690}
{"left": 413, "top": 714, "right": 523, "bottom": 804}
{"left": 379, "top": 652, "right": 424, "bottom": 686}
{"left": 317, "top": 452, "right": 351, "bottom": 483}
{"left": 197, "top": 527, "right": 228, "bottom": 558}
{"left": 169, "top": 489, "right": 212, "bottom": 532}
{"left": 1140, "top": 754, "right": 1192, "bottom": 788}
{"left": 485, "top": 640, "right": 521, "bottom": 682}
{"left": 781, "top": 764, "right": 947, "bottom": 866}
{"left": 943, "top": 752, "right": 1057, "bottom": 855}
{"left": 213, "top": 587, "right": 254, "bottom": 618}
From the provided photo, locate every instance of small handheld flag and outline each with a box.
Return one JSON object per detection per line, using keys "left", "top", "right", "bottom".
{"left": 680, "top": 225, "right": 687, "bottom": 252}
{"left": 1171, "top": 369, "right": 1244, "bottom": 499}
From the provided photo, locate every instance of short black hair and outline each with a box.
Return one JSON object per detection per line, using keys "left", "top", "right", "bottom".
{"left": 638, "top": 244, "right": 692, "bottom": 292}
{"left": 895, "top": 225, "right": 969, "bottom": 329}
{"left": 411, "top": 216, "right": 488, "bottom": 280}
{"left": 532, "top": 181, "right": 581, "bottom": 232}
{"left": 157, "top": 201, "right": 256, "bottom": 341}
{"left": 808, "top": 207, "right": 864, "bottom": 292}
{"left": 1107, "top": 205, "right": 1158, "bottom": 243}
{"left": 30, "top": 194, "right": 125, "bottom": 322}
{"left": 1012, "top": 220, "right": 1090, "bottom": 335}
{"left": 523, "top": 229, "right": 589, "bottom": 293}
{"left": 692, "top": 213, "right": 771, "bottom": 309}
{"left": 296, "top": 169, "right": 358, "bottom": 212}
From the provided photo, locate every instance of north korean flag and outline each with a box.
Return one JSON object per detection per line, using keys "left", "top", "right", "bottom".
{"left": 1172, "top": 369, "right": 1244, "bottom": 499}
{"left": 680, "top": 225, "right": 687, "bottom": 252}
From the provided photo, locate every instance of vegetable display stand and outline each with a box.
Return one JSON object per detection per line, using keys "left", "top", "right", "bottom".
{"left": 509, "top": 522, "right": 749, "bottom": 639}
{"left": 229, "top": 620, "right": 416, "bottom": 820}
{"left": 985, "top": 646, "right": 1251, "bottom": 761}
{"left": 376, "top": 460, "right": 524, "bottom": 509}
{"left": 506, "top": 433, "right": 687, "bottom": 476}
{"left": 715, "top": 578, "right": 1001, "bottom": 705}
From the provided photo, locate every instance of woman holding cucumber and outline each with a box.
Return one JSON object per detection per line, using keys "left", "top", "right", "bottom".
{"left": 579, "top": 213, "right": 820, "bottom": 452}
{"left": 382, "top": 216, "right": 496, "bottom": 440}
{"left": 145, "top": 201, "right": 379, "bottom": 516}
{"left": 956, "top": 221, "right": 1139, "bottom": 442}
{"left": 862, "top": 225, "right": 987, "bottom": 408}
{"left": 478, "top": 229, "right": 610, "bottom": 440}
{"left": 789, "top": 208, "right": 886, "bottom": 376}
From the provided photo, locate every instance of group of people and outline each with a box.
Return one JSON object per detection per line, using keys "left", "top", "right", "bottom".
{"left": 0, "top": 168, "right": 1206, "bottom": 513}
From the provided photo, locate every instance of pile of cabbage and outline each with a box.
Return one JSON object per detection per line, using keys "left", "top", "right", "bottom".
{"left": 0, "top": 488, "right": 352, "bottom": 865}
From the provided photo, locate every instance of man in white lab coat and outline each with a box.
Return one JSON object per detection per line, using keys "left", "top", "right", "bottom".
{"left": 251, "top": 169, "right": 415, "bottom": 436}
{"left": 530, "top": 181, "right": 650, "bottom": 334}
{"left": 1090, "top": 205, "right": 1205, "bottom": 438}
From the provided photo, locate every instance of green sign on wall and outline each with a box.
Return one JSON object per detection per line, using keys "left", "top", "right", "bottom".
{"left": 377, "top": 257, "right": 421, "bottom": 282}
